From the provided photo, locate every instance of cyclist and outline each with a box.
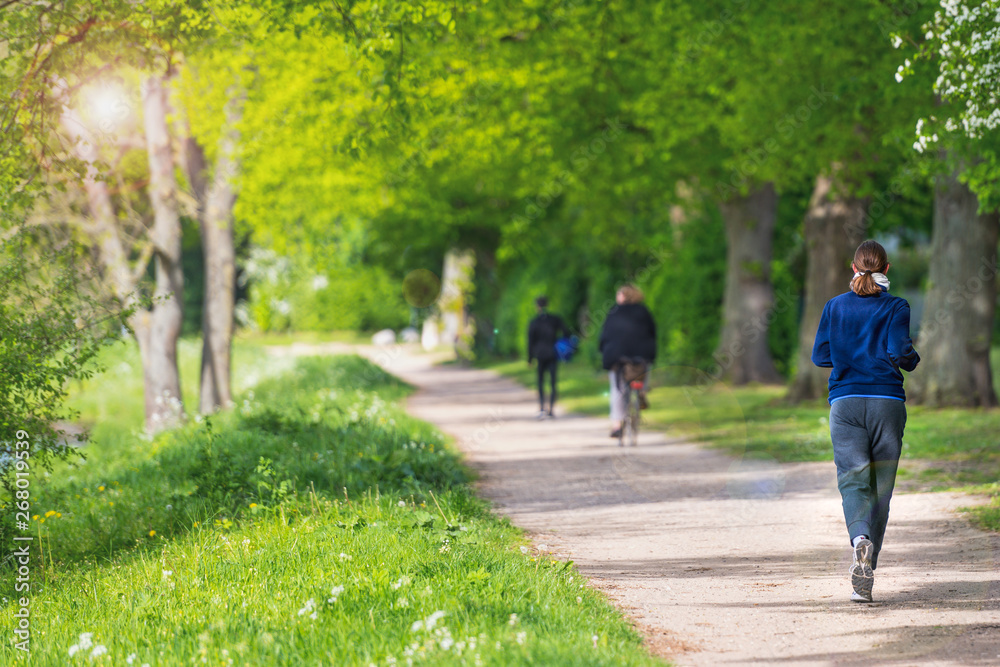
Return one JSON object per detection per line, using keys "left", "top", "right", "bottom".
{"left": 527, "top": 296, "right": 570, "bottom": 419}
{"left": 598, "top": 284, "right": 657, "bottom": 438}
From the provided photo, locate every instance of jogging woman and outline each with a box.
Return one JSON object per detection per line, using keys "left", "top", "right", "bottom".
{"left": 811, "top": 240, "right": 920, "bottom": 603}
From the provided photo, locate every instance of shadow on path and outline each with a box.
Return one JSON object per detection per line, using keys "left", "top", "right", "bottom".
{"left": 336, "top": 345, "right": 1000, "bottom": 667}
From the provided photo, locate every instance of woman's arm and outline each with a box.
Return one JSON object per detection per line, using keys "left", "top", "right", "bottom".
{"left": 811, "top": 302, "right": 833, "bottom": 368}
{"left": 887, "top": 302, "right": 920, "bottom": 372}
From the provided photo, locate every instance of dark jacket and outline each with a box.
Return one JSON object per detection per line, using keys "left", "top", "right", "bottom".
{"left": 599, "top": 303, "right": 657, "bottom": 370}
{"left": 528, "top": 312, "right": 570, "bottom": 363}
{"left": 811, "top": 288, "right": 919, "bottom": 403}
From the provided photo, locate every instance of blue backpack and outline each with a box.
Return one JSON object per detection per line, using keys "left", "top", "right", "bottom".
{"left": 555, "top": 335, "right": 579, "bottom": 362}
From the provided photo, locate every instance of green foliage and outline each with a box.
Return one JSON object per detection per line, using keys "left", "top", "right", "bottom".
{"left": 645, "top": 211, "right": 728, "bottom": 377}
{"left": 962, "top": 485, "right": 1000, "bottom": 532}
{"left": 0, "top": 231, "right": 128, "bottom": 494}
{"left": 244, "top": 249, "right": 408, "bottom": 333}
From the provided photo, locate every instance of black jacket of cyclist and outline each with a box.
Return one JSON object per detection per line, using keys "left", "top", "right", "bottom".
{"left": 598, "top": 286, "right": 657, "bottom": 370}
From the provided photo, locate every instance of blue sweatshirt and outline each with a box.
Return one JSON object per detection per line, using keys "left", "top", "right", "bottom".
{"left": 811, "top": 288, "right": 920, "bottom": 404}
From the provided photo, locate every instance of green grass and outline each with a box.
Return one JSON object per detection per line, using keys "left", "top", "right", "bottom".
{"left": 0, "top": 342, "right": 662, "bottom": 666}
{"left": 487, "top": 354, "right": 1000, "bottom": 531}
{"left": 239, "top": 329, "right": 374, "bottom": 347}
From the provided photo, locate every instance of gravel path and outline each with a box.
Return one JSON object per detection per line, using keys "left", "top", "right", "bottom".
{"left": 276, "top": 343, "right": 1000, "bottom": 665}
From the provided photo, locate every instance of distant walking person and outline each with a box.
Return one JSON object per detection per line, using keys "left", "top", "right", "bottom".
{"left": 599, "top": 285, "right": 657, "bottom": 438}
{"left": 812, "top": 240, "right": 920, "bottom": 603}
{"left": 527, "top": 296, "right": 569, "bottom": 419}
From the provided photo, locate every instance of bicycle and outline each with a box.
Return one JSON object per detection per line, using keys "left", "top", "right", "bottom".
{"left": 615, "top": 358, "right": 648, "bottom": 447}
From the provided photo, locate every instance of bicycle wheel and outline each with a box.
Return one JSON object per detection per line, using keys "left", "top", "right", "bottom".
{"left": 626, "top": 389, "right": 640, "bottom": 447}
{"left": 618, "top": 388, "right": 627, "bottom": 447}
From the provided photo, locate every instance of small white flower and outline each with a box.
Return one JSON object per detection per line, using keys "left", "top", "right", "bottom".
{"left": 538, "top": 544, "right": 548, "bottom": 551}
{"left": 592, "top": 634, "right": 599, "bottom": 648}
{"left": 127, "top": 654, "right": 137, "bottom": 665}
{"left": 162, "top": 570, "right": 172, "bottom": 578}
{"left": 519, "top": 546, "right": 528, "bottom": 554}
{"left": 577, "top": 596, "right": 583, "bottom": 604}
{"left": 69, "top": 645, "right": 80, "bottom": 657}
{"left": 398, "top": 500, "right": 406, "bottom": 507}
{"left": 516, "top": 632, "right": 526, "bottom": 645}
{"left": 411, "top": 620, "right": 424, "bottom": 632}
{"left": 309, "top": 611, "right": 318, "bottom": 620}
{"left": 78, "top": 633, "right": 93, "bottom": 650}
{"left": 297, "top": 598, "right": 317, "bottom": 616}
{"left": 441, "top": 637, "right": 454, "bottom": 651}
{"left": 508, "top": 613, "right": 518, "bottom": 626}
{"left": 339, "top": 552, "right": 352, "bottom": 561}
{"left": 165, "top": 504, "right": 172, "bottom": 510}
{"left": 90, "top": 645, "right": 107, "bottom": 658}
{"left": 328, "top": 584, "right": 345, "bottom": 603}
{"left": 425, "top": 610, "right": 446, "bottom": 629}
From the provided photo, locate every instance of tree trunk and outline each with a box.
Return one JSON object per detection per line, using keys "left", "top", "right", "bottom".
{"left": 59, "top": 105, "right": 133, "bottom": 301}
{"left": 195, "top": 103, "right": 241, "bottom": 414}
{"left": 139, "top": 74, "right": 186, "bottom": 431}
{"left": 714, "top": 183, "right": 783, "bottom": 385}
{"left": 787, "top": 173, "right": 868, "bottom": 402}
{"left": 908, "top": 167, "right": 999, "bottom": 407}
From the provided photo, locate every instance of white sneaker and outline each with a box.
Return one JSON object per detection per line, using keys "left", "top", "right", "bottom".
{"left": 850, "top": 538, "right": 874, "bottom": 601}
{"left": 536, "top": 410, "right": 547, "bottom": 420}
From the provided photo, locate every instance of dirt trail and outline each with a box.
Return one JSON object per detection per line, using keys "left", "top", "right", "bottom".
{"left": 275, "top": 343, "right": 1000, "bottom": 665}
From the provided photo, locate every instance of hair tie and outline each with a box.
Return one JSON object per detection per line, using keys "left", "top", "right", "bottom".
{"left": 864, "top": 270, "right": 872, "bottom": 275}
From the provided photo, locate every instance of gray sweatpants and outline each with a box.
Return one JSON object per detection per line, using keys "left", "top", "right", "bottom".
{"left": 829, "top": 397, "right": 907, "bottom": 570}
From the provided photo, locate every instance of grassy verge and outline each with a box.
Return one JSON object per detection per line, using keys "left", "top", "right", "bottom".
{"left": 485, "top": 356, "right": 1000, "bottom": 531}
{"left": 238, "top": 330, "right": 374, "bottom": 348}
{"left": 0, "top": 343, "right": 662, "bottom": 666}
